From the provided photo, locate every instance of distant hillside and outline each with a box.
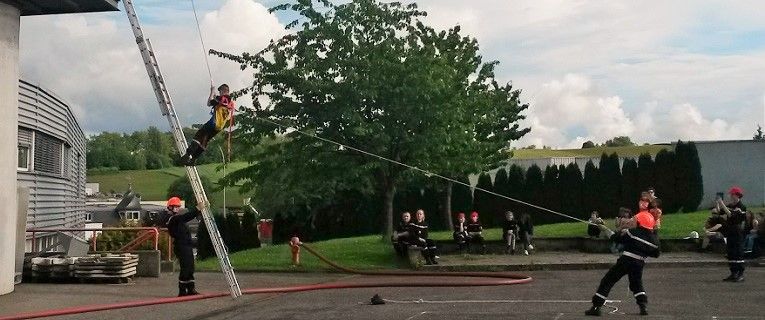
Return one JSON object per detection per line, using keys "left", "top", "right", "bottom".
{"left": 510, "top": 145, "right": 669, "bottom": 159}
{"left": 87, "top": 162, "right": 251, "bottom": 207}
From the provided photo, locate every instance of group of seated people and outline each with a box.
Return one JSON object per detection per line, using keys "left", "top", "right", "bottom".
{"left": 391, "top": 209, "right": 439, "bottom": 265}
{"left": 390, "top": 209, "right": 535, "bottom": 264}
{"left": 453, "top": 211, "right": 534, "bottom": 255}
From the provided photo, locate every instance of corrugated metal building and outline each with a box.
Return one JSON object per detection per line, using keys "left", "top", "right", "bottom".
{"left": 16, "top": 80, "right": 86, "bottom": 251}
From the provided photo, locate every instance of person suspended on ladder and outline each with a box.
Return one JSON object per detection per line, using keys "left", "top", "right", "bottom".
{"left": 180, "top": 83, "right": 235, "bottom": 166}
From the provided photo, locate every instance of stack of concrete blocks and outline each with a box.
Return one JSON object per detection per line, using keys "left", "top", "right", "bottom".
{"left": 28, "top": 257, "right": 77, "bottom": 281}
{"left": 74, "top": 253, "right": 138, "bottom": 284}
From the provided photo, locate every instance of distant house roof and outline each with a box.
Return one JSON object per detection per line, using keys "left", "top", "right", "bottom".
{"left": 115, "top": 189, "right": 141, "bottom": 211}
{"left": 18, "top": 0, "right": 119, "bottom": 16}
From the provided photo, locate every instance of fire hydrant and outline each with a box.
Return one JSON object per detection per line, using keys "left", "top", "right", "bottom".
{"left": 289, "top": 236, "right": 302, "bottom": 267}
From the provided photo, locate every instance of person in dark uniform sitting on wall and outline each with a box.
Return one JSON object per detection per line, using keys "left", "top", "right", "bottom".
{"left": 453, "top": 212, "right": 470, "bottom": 253}
{"left": 502, "top": 211, "right": 520, "bottom": 254}
{"left": 518, "top": 213, "right": 534, "bottom": 255}
{"left": 585, "top": 206, "right": 660, "bottom": 316}
{"left": 391, "top": 212, "right": 412, "bottom": 257}
{"left": 466, "top": 211, "right": 486, "bottom": 254}
{"left": 410, "top": 209, "right": 438, "bottom": 265}
{"left": 718, "top": 186, "right": 747, "bottom": 282}
{"left": 163, "top": 196, "right": 202, "bottom": 296}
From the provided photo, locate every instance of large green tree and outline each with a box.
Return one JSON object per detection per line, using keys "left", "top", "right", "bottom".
{"left": 214, "top": 0, "right": 528, "bottom": 237}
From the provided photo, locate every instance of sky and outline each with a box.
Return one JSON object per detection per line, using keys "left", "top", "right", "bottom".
{"left": 18, "top": 0, "right": 765, "bottom": 148}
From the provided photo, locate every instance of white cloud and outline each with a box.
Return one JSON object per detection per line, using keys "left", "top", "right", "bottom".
{"left": 515, "top": 74, "right": 635, "bottom": 148}
{"left": 16, "top": 0, "right": 765, "bottom": 147}
{"left": 514, "top": 74, "right": 753, "bottom": 148}
{"left": 19, "top": 0, "right": 284, "bottom": 133}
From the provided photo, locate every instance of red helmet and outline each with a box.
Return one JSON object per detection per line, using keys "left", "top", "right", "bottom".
{"left": 457, "top": 212, "right": 465, "bottom": 219}
{"left": 470, "top": 211, "right": 479, "bottom": 219}
{"left": 729, "top": 186, "right": 743, "bottom": 197}
{"left": 635, "top": 211, "right": 655, "bottom": 230}
{"left": 167, "top": 197, "right": 182, "bottom": 207}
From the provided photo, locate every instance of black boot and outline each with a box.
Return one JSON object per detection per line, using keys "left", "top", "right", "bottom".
{"left": 180, "top": 143, "right": 198, "bottom": 166}
{"left": 733, "top": 271, "right": 745, "bottom": 282}
{"left": 181, "top": 141, "right": 204, "bottom": 166}
{"left": 584, "top": 306, "right": 601, "bottom": 316}
{"left": 178, "top": 283, "right": 187, "bottom": 297}
{"left": 430, "top": 251, "right": 439, "bottom": 265}
{"left": 723, "top": 273, "right": 736, "bottom": 281}
{"left": 187, "top": 282, "right": 200, "bottom": 295}
{"left": 639, "top": 304, "right": 648, "bottom": 316}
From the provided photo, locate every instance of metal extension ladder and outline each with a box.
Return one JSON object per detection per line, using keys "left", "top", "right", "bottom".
{"left": 122, "top": 0, "right": 242, "bottom": 298}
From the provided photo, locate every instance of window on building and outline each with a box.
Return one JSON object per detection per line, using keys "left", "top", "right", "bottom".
{"left": 34, "top": 132, "right": 62, "bottom": 175}
{"left": 18, "top": 145, "right": 30, "bottom": 171}
{"left": 85, "top": 212, "right": 92, "bottom": 222}
{"left": 121, "top": 211, "right": 140, "bottom": 221}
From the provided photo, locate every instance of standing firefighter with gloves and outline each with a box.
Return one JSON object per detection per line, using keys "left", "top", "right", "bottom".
{"left": 585, "top": 205, "right": 660, "bottom": 316}
{"left": 164, "top": 197, "right": 202, "bottom": 296}
{"left": 719, "top": 186, "right": 747, "bottom": 282}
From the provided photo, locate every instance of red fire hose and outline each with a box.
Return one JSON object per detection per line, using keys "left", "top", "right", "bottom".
{"left": 0, "top": 243, "right": 532, "bottom": 320}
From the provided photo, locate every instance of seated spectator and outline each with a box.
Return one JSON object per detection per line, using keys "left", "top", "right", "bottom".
{"left": 744, "top": 211, "right": 759, "bottom": 254}
{"left": 502, "top": 211, "right": 519, "bottom": 254}
{"left": 587, "top": 211, "right": 605, "bottom": 238}
{"left": 610, "top": 207, "right": 632, "bottom": 253}
{"left": 410, "top": 209, "right": 438, "bottom": 265}
{"left": 650, "top": 198, "right": 663, "bottom": 231}
{"left": 467, "top": 211, "right": 486, "bottom": 254}
{"left": 638, "top": 191, "right": 651, "bottom": 212}
{"left": 519, "top": 213, "right": 534, "bottom": 255}
{"left": 452, "top": 212, "right": 469, "bottom": 252}
{"left": 391, "top": 211, "right": 412, "bottom": 257}
{"left": 701, "top": 208, "right": 726, "bottom": 250}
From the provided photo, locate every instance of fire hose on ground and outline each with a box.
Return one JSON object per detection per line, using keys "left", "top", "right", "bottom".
{"left": 0, "top": 243, "right": 532, "bottom": 320}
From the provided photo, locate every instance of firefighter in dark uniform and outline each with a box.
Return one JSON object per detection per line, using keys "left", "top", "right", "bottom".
{"left": 718, "top": 186, "right": 747, "bottom": 282}
{"left": 585, "top": 206, "right": 660, "bottom": 316}
{"left": 453, "top": 212, "right": 469, "bottom": 252}
{"left": 466, "top": 211, "right": 486, "bottom": 254}
{"left": 410, "top": 209, "right": 438, "bottom": 265}
{"left": 391, "top": 212, "right": 412, "bottom": 257}
{"left": 164, "top": 197, "right": 202, "bottom": 296}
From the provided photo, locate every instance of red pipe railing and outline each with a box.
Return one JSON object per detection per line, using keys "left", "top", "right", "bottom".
{"left": 26, "top": 227, "right": 159, "bottom": 252}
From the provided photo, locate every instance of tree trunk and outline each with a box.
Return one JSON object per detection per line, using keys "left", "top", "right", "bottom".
{"left": 441, "top": 181, "right": 453, "bottom": 229}
{"left": 382, "top": 183, "right": 396, "bottom": 239}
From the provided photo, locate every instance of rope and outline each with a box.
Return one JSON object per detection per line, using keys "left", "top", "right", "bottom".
{"left": 254, "top": 117, "right": 592, "bottom": 225}
{"left": 218, "top": 146, "right": 227, "bottom": 218}
{"left": 190, "top": 0, "right": 213, "bottom": 85}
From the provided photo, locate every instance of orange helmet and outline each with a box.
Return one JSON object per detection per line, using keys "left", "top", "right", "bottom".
{"left": 635, "top": 211, "right": 655, "bottom": 230}
{"left": 167, "top": 197, "right": 182, "bottom": 207}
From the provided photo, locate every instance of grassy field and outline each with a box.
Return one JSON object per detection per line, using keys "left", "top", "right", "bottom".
{"left": 197, "top": 235, "right": 404, "bottom": 272}
{"left": 510, "top": 145, "right": 669, "bottom": 159}
{"left": 87, "top": 162, "right": 251, "bottom": 207}
{"left": 199, "top": 208, "right": 762, "bottom": 272}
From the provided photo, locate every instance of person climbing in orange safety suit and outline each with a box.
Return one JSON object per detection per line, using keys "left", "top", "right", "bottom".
{"left": 180, "top": 84, "right": 235, "bottom": 166}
